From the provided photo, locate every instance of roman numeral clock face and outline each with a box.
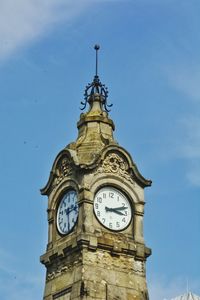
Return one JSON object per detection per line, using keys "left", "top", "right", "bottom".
{"left": 56, "top": 190, "right": 79, "bottom": 235}
{"left": 94, "top": 187, "right": 132, "bottom": 231}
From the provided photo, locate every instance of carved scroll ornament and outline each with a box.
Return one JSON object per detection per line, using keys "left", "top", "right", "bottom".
{"left": 96, "top": 152, "right": 134, "bottom": 184}
{"left": 52, "top": 157, "right": 73, "bottom": 189}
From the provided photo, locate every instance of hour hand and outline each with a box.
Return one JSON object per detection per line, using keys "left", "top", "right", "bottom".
{"left": 105, "top": 206, "right": 125, "bottom": 215}
{"left": 65, "top": 208, "right": 69, "bottom": 215}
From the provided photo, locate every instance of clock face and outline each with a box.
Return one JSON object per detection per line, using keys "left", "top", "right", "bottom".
{"left": 94, "top": 186, "right": 132, "bottom": 231}
{"left": 56, "top": 190, "right": 78, "bottom": 235}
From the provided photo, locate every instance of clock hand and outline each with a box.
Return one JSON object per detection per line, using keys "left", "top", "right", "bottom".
{"left": 64, "top": 208, "right": 70, "bottom": 230}
{"left": 105, "top": 207, "right": 125, "bottom": 216}
{"left": 65, "top": 206, "right": 74, "bottom": 214}
{"left": 112, "top": 210, "right": 125, "bottom": 216}
{"left": 68, "top": 205, "right": 78, "bottom": 214}
{"left": 67, "top": 216, "right": 70, "bottom": 231}
{"left": 113, "top": 206, "right": 128, "bottom": 211}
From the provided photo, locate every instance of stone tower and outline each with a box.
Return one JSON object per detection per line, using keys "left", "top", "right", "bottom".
{"left": 40, "top": 45, "right": 152, "bottom": 300}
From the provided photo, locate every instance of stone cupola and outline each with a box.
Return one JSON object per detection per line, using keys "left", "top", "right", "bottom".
{"left": 40, "top": 45, "right": 152, "bottom": 300}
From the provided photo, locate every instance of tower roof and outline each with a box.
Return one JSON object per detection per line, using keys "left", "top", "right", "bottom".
{"left": 171, "top": 292, "right": 200, "bottom": 300}
{"left": 40, "top": 44, "right": 152, "bottom": 196}
{"left": 80, "top": 44, "right": 113, "bottom": 112}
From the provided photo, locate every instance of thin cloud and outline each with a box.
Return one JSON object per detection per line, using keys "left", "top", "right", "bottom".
{"left": 187, "top": 162, "right": 200, "bottom": 187}
{"left": 165, "top": 64, "right": 200, "bottom": 102}
{"left": 0, "top": 271, "right": 44, "bottom": 300}
{"left": 180, "top": 117, "right": 200, "bottom": 160}
{"left": 178, "top": 117, "right": 200, "bottom": 186}
{"left": 163, "top": 62, "right": 200, "bottom": 187}
{"left": 0, "top": 0, "right": 91, "bottom": 61}
{"left": 0, "top": 247, "right": 44, "bottom": 300}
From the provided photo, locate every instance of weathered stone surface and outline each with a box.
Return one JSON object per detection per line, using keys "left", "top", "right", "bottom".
{"left": 41, "top": 94, "right": 151, "bottom": 299}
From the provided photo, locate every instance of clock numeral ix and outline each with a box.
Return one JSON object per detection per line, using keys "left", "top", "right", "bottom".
{"left": 97, "top": 197, "right": 102, "bottom": 203}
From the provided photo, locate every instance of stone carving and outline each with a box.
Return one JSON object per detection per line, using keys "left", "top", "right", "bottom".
{"left": 47, "top": 264, "right": 73, "bottom": 281}
{"left": 133, "top": 260, "right": 145, "bottom": 275}
{"left": 60, "top": 157, "right": 72, "bottom": 177}
{"left": 52, "top": 157, "right": 73, "bottom": 190}
{"left": 47, "top": 271, "right": 55, "bottom": 280}
{"left": 96, "top": 152, "right": 134, "bottom": 184}
{"left": 47, "top": 259, "right": 81, "bottom": 281}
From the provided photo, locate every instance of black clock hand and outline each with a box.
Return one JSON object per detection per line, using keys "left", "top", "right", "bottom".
{"left": 105, "top": 207, "right": 125, "bottom": 215}
{"left": 68, "top": 205, "right": 78, "bottom": 214}
{"left": 64, "top": 208, "right": 70, "bottom": 230}
{"left": 65, "top": 206, "right": 74, "bottom": 214}
{"left": 67, "top": 215, "right": 70, "bottom": 231}
{"left": 113, "top": 206, "right": 128, "bottom": 211}
{"left": 112, "top": 210, "right": 125, "bottom": 216}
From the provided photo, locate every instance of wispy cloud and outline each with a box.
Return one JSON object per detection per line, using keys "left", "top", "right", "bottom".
{"left": 178, "top": 117, "right": 200, "bottom": 186}
{"left": 0, "top": 247, "right": 44, "bottom": 300}
{"left": 0, "top": 0, "right": 91, "bottom": 61}
{"left": 165, "top": 64, "right": 200, "bottom": 102}
{"left": 179, "top": 117, "right": 200, "bottom": 160}
{"left": 0, "top": 271, "right": 44, "bottom": 300}
{"left": 164, "top": 62, "right": 200, "bottom": 186}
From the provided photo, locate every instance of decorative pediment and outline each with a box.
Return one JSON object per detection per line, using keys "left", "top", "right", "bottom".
{"left": 95, "top": 145, "right": 152, "bottom": 188}
{"left": 41, "top": 149, "right": 77, "bottom": 196}
{"left": 53, "top": 155, "right": 73, "bottom": 183}
{"left": 96, "top": 151, "right": 134, "bottom": 184}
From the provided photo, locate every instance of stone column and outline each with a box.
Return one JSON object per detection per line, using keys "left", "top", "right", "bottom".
{"left": 134, "top": 203, "right": 144, "bottom": 243}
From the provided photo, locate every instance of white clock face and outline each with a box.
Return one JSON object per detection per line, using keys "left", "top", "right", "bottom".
{"left": 94, "top": 187, "right": 132, "bottom": 231}
{"left": 57, "top": 190, "right": 78, "bottom": 235}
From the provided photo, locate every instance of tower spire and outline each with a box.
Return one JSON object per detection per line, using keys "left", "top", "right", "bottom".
{"left": 94, "top": 44, "right": 100, "bottom": 77}
{"left": 80, "top": 44, "right": 113, "bottom": 112}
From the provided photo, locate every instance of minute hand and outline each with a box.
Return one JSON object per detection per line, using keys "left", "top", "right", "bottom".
{"left": 113, "top": 206, "right": 128, "bottom": 211}
{"left": 105, "top": 207, "right": 126, "bottom": 215}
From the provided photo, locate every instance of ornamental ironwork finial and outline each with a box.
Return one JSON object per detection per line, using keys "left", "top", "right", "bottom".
{"left": 80, "top": 45, "right": 113, "bottom": 112}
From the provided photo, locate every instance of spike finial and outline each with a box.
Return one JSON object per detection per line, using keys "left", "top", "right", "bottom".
{"left": 94, "top": 44, "right": 100, "bottom": 76}
{"left": 80, "top": 44, "right": 113, "bottom": 112}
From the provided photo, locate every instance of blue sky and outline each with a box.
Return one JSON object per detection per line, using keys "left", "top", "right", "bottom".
{"left": 0, "top": 1, "right": 199, "bottom": 299}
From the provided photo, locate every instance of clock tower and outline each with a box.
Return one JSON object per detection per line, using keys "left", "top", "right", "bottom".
{"left": 40, "top": 45, "right": 152, "bottom": 300}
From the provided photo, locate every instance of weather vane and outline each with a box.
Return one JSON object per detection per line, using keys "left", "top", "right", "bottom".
{"left": 80, "top": 44, "right": 113, "bottom": 112}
